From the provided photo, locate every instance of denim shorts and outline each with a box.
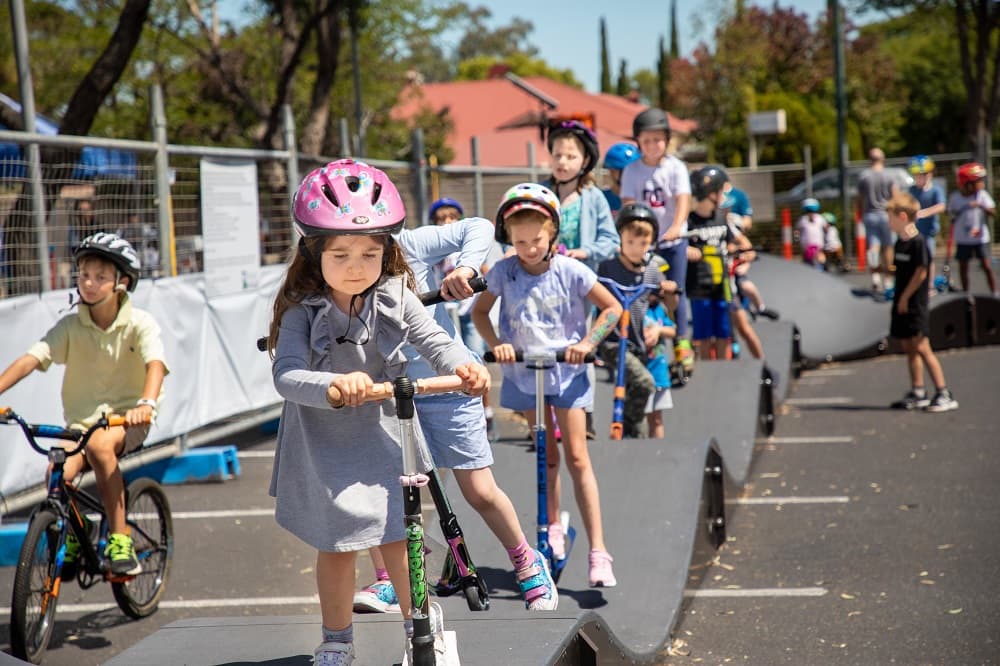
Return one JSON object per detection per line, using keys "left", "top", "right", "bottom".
{"left": 499, "top": 370, "right": 593, "bottom": 412}
{"left": 415, "top": 393, "right": 493, "bottom": 470}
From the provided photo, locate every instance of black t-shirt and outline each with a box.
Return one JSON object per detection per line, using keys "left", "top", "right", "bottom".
{"left": 892, "top": 231, "right": 930, "bottom": 313}
{"left": 685, "top": 209, "right": 736, "bottom": 301}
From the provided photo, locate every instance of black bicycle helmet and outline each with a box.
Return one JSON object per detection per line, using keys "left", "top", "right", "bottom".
{"left": 690, "top": 164, "right": 730, "bottom": 200}
{"left": 632, "top": 108, "right": 671, "bottom": 139}
{"left": 546, "top": 119, "right": 600, "bottom": 180}
{"left": 73, "top": 232, "right": 141, "bottom": 291}
{"left": 615, "top": 202, "right": 658, "bottom": 238}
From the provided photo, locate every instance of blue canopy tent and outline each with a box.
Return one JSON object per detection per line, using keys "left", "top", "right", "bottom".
{"left": 0, "top": 92, "right": 137, "bottom": 180}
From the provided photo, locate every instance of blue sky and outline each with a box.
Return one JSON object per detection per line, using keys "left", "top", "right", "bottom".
{"left": 465, "top": 0, "right": 834, "bottom": 92}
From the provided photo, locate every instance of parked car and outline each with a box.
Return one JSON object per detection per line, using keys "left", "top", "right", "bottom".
{"left": 774, "top": 166, "right": 913, "bottom": 208}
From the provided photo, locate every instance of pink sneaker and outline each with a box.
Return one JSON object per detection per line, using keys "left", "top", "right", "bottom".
{"left": 547, "top": 522, "right": 566, "bottom": 560}
{"left": 588, "top": 550, "right": 617, "bottom": 587}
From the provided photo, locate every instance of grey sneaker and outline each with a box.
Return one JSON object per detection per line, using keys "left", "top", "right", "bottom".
{"left": 891, "top": 391, "right": 930, "bottom": 410}
{"left": 925, "top": 390, "right": 958, "bottom": 413}
{"left": 312, "top": 640, "right": 354, "bottom": 665}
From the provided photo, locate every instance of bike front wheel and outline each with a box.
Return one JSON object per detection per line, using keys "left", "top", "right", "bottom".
{"left": 11, "top": 508, "right": 62, "bottom": 664}
{"left": 112, "top": 477, "right": 173, "bottom": 618}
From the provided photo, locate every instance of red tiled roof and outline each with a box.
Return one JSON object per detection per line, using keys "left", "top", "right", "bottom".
{"left": 393, "top": 76, "right": 697, "bottom": 167}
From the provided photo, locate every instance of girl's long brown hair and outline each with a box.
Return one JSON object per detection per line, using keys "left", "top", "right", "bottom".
{"left": 266, "top": 234, "right": 416, "bottom": 356}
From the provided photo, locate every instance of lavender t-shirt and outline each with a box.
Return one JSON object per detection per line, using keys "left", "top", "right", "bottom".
{"left": 487, "top": 254, "right": 597, "bottom": 395}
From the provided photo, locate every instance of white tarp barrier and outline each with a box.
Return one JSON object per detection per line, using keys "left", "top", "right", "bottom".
{"left": 0, "top": 264, "right": 286, "bottom": 498}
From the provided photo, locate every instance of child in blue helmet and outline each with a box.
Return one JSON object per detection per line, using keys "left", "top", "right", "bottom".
{"left": 796, "top": 198, "right": 829, "bottom": 268}
{"left": 601, "top": 142, "right": 640, "bottom": 215}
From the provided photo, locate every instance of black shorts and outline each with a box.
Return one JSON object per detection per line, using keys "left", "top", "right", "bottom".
{"left": 955, "top": 244, "right": 986, "bottom": 261}
{"left": 890, "top": 310, "right": 929, "bottom": 340}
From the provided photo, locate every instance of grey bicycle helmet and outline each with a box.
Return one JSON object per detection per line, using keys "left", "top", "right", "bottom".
{"left": 74, "top": 232, "right": 141, "bottom": 291}
{"left": 632, "top": 108, "right": 671, "bottom": 139}
{"left": 615, "top": 202, "right": 658, "bottom": 238}
{"left": 690, "top": 165, "right": 730, "bottom": 200}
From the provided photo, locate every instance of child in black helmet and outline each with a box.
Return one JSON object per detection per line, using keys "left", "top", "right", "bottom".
{"left": 0, "top": 232, "right": 168, "bottom": 578}
{"left": 620, "top": 108, "right": 695, "bottom": 370}
{"left": 597, "top": 203, "right": 678, "bottom": 437}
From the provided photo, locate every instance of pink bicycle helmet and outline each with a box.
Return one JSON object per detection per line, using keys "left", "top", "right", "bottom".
{"left": 292, "top": 159, "right": 406, "bottom": 237}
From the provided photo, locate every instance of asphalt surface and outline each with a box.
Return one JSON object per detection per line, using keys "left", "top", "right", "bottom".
{"left": 663, "top": 346, "right": 1000, "bottom": 665}
{"left": 1, "top": 269, "right": 998, "bottom": 664}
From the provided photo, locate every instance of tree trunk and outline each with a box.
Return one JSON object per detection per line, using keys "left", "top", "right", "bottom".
{"left": 300, "top": 5, "right": 345, "bottom": 156}
{"left": 60, "top": 0, "right": 152, "bottom": 136}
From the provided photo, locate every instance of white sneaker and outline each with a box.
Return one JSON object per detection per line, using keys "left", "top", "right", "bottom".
{"left": 312, "top": 640, "right": 354, "bottom": 665}
{"left": 925, "top": 390, "right": 958, "bottom": 413}
{"left": 403, "top": 602, "right": 447, "bottom": 665}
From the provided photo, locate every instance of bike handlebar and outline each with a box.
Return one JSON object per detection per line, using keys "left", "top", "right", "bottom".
{"left": 482, "top": 350, "right": 596, "bottom": 364}
{"left": 256, "top": 277, "right": 489, "bottom": 352}
{"left": 325, "top": 375, "right": 467, "bottom": 408}
{"left": 0, "top": 408, "right": 150, "bottom": 458}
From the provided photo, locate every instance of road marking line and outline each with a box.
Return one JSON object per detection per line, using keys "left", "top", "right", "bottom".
{"left": 784, "top": 397, "right": 854, "bottom": 406}
{"left": 237, "top": 450, "right": 275, "bottom": 458}
{"left": 729, "top": 496, "right": 850, "bottom": 505}
{"left": 131, "top": 508, "right": 275, "bottom": 520}
{"left": 0, "top": 596, "right": 322, "bottom": 616}
{"left": 684, "top": 587, "right": 828, "bottom": 598}
{"left": 757, "top": 436, "right": 855, "bottom": 444}
{"left": 807, "top": 368, "right": 854, "bottom": 376}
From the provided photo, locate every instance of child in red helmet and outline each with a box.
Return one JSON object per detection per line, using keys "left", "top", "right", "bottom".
{"left": 947, "top": 163, "right": 997, "bottom": 295}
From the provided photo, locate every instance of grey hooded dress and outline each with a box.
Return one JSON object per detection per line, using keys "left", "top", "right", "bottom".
{"left": 269, "top": 276, "right": 473, "bottom": 552}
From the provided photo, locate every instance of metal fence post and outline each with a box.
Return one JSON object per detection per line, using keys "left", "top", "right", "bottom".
{"left": 10, "top": 0, "right": 50, "bottom": 292}
{"left": 282, "top": 103, "right": 299, "bottom": 248}
{"left": 803, "top": 145, "right": 813, "bottom": 198}
{"left": 149, "top": 85, "right": 174, "bottom": 278}
{"left": 471, "top": 136, "right": 483, "bottom": 218}
{"left": 412, "top": 128, "right": 428, "bottom": 226}
{"left": 339, "top": 118, "right": 352, "bottom": 158}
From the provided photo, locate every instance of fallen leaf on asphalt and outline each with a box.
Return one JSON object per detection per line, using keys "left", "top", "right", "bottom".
{"left": 848, "top": 611, "right": 862, "bottom": 617}
{"left": 840, "top": 593, "right": 856, "bottom": 600}
{"left": 760, "top": 472, "right": 781, "bottom": 478}
{"left": 937, "top": 544, "right": 954, "bottom": 550}
{"left": 666, "top": 638, "right": 691, "bottom": 656}
{"left": 919, "top": 570, "right": 929, "bottom": 576}
{"left": 947, "top": 608, "right": 963, "bottom": 614}
{"left": 718, "top": 562, "right": 735, "bottom": 571}
{"left": 920, "top": 579, "right": 935, "bottom": 585}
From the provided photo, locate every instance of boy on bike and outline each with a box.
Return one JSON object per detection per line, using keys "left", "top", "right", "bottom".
{"left": 0, "top": 232, "right": 168, "bottom": 576}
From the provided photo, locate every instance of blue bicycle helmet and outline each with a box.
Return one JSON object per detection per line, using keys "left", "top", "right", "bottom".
{"left": 908, "top": 155, "right": 935, "bottom": 175}
{"left": 603, "top": 142, "right": 640, "bottom": 171}
{"left": 802, "top": 198, "right": 821, "bottom": 213}
{"left": 428, "top": 197, "right": 464, "bottom": 222}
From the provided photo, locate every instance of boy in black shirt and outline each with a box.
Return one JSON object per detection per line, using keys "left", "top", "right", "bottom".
{"left": 597, "top": 203, "right": 678, "bottom": 437}
{"left": 888, "top": 192, "right": 958, "bottom": 412}
{"left": 685, "top": 165, "right": 761, "bottom": 360}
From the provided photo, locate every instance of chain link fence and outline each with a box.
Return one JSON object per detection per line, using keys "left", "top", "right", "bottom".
{"left": 2, "top": 106, "right": 996, "bottom": 299}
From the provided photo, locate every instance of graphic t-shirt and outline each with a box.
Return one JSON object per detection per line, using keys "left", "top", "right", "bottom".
{"left": 685, "top": 210, "right": 735, "bottom": 301}
{"left": 620, "top": 156, "right": 691, "bottom": 249}
{"left": 486, "top": 254, "right": 597, "bottom": 395}
{"left": 558, "top": 197, "right": 582, "bottom": 251}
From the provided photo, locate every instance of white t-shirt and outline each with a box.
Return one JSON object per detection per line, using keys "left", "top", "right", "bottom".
{"left": 796, "top": 214, "right": 827, "bottom": 250}
{"left": 947, "top": 190, "right": 994, "bottom": 245}
{"left": 620, "top": 155, "right": 691, "bottom": 248}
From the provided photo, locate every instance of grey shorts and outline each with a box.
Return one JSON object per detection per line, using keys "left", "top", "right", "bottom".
{"left": 863, "top": 210, "right": 893, "bottom": 249}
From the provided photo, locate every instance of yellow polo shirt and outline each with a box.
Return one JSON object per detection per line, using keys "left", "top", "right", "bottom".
{"left": 27, "top": 296, "right": 169, "bottom": 430}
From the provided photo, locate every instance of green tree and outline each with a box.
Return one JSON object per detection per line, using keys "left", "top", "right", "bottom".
{"left": 455, "top": 54, "right": 582, "bottom": 87}
{"left": 669, "top": 0, "right": 680, "bottom": 59}
{"left": 600, "top": 17, "right": 612, "bottom": 93}
{"left": 855, "top": 0, "right": 1000, "bottom": 163}
{"left": 616, "top": 59, "right": 630, "bottom": 97}
{"left": 656, "top": 35, "right": 670, "bottom": 109}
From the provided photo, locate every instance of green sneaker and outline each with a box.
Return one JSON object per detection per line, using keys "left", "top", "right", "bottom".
{"left": 105, "top": 533, "right": 141, "bottom": 576}
{"left": 61, "top": 515, "right": 91, "bottom": 582}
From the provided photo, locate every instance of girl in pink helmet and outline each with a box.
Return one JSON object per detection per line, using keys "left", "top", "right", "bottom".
{"left": 264, "top": 159, "right": 490, "bottom": 665}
